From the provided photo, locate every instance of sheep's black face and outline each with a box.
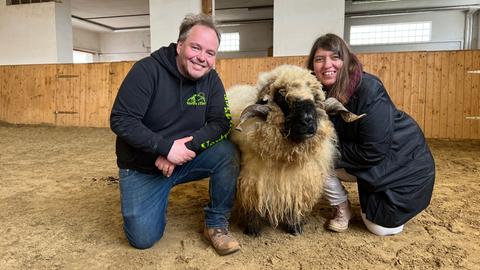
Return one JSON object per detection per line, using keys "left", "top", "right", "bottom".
{"left": 273, "top": 90, "right": 318, "bottom": 142}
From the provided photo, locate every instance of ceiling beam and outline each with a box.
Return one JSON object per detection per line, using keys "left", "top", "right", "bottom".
{"left": 83, "top": 13, "right": 149, "bottom": 20}
{"left": 72, "top": 15, "right": 150, "bottom": 32}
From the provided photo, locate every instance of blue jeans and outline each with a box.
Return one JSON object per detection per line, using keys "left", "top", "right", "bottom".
{"left": 118, "top": 140, "right": 239, "bottom": 249}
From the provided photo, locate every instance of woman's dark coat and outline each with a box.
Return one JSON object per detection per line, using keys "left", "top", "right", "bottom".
{"left": 331, "top": 72, "right": 435, "bottom": 227}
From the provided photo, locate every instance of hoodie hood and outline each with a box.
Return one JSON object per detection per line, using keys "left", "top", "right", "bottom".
{"left": 151, "top": 43, "right": 182, "bottom": 79}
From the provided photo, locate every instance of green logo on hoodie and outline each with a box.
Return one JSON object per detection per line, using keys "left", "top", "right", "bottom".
{"left": 186, "top": 92, "right": 206, "bottom": 106}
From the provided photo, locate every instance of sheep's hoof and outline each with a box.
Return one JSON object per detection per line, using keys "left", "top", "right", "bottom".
{"left": 244, "top": 223, "right": 262, "bottom": 237}
{"left": 244, "top": 211, "right": 262, "bottom": 237}
{"left": 286, "top": 223, "right": 304, "bottom": 236}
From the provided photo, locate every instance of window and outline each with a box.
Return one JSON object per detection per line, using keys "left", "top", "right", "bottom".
{"left": 73, "top": 50, "right": 93, "bottom": 63}
{"left": 219, "top": 32, "right": 240, "bottom": 52}
{"left": 350, "top": 22, "right": 431, "bottom": 45}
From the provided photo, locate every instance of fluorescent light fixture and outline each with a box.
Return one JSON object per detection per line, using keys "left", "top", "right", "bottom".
{"left": 352, "top": 0, "right": 400, "bottom": 4}
{"left": 112, "top": 27, "right": 150, "bottom": 33}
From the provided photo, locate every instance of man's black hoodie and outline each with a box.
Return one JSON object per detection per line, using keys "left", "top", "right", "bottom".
{"left": 110, "top": 43, "right": 232, "bottom": 173}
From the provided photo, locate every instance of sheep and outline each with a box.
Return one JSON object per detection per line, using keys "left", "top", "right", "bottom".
{"left": 227, "top": 64, "right": 364, "bottom": 236}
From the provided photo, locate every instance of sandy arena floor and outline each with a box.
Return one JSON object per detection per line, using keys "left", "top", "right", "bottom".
{"left": 0, "top": 123, "right": 479, "bottom": 270}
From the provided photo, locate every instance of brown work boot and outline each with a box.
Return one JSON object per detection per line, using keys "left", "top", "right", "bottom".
{"left": 203, "top": 227, "right": 240, "bottom": 256}
{"left": 327, "top": 200, "right": 352, "bottom": 232}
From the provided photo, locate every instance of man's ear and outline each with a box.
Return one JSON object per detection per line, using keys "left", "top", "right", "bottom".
{"left": 176, "top": 42, "right": 183, "bottom": 54}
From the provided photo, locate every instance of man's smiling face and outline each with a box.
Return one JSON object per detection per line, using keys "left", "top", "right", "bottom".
{"left": 176, "top": 25, "right": 219, "bottom": 80}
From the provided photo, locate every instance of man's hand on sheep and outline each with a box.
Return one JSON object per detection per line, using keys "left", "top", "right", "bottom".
{"left": 167, "top": 136, "right": 196, "bottom": 165}
{"left": 155, "top": 155, "right": 176, "bottom": 177}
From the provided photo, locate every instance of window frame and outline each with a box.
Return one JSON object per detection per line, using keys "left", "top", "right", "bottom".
{"left": 219, "top": 32, "right": 240, "bottom": 52}
{"left": 349, "top": 21, "right": 432, "bottom": 46}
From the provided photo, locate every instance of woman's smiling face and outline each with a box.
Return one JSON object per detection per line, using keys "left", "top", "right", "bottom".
{"left": 312, "top": 48, "right": 344, "bottom": 87}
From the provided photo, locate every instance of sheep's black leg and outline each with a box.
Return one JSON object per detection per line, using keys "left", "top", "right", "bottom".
{"left": 285, "top": 220, "right": 304, "bottom": 236}
{"left": 244, "top": 211, "right": 262, "bottom": 237}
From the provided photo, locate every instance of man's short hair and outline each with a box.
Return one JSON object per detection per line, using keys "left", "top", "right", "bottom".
{"left": 177, "top": 13, "right": 221, "bottom": 45}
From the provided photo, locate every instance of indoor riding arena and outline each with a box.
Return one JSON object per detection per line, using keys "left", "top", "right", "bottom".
{"left": 1, "top": 51, "right": 480, "bottom": 270}
{"left": 1, "top": 1, "right": 480, "bottom": 270}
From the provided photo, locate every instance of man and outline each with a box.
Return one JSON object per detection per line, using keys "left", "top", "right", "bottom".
{"left": 110, "top": 13, "right": 240, "bottom": 256}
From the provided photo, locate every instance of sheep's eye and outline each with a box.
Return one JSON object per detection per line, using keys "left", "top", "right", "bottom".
{"left": 256, "top": 99, "right": 268, "bottom": 105}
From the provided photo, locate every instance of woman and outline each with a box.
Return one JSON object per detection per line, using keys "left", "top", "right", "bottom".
{"left": 307, "top": 33, "right": 435, "bottom": 236}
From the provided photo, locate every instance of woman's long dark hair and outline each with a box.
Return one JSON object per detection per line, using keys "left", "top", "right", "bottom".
{"left": 307, "top": 33, "right": 362, "bottom": 104}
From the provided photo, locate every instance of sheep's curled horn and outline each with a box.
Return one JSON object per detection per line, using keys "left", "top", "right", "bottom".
{"left": 322, "top": 97, "right": 366, "bottom": 122}
{"left": 235, "top": 104, "right": 270, "bottom": 131}
{"left": 235, "top": 97, "right": 365, "bottom": 132}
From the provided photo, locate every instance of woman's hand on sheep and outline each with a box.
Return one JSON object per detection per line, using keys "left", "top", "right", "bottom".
{"left": 155, "top": 155, "right": 176, "bottom": 177}
{"left": 167, "top": 136, "right": 196, "bottom": 165}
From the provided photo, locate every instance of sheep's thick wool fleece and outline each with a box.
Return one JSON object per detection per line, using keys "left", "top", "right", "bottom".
{"left": 228, "top": 65, "right": 338, "bottom": 226}
{"left": 235, "top": 116, "right": 336, "bottom": 225}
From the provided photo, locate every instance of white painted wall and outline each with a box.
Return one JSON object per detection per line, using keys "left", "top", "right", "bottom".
{"left": 0, "top": 2, "right": 57, "bottom": 65}
{"left": 149, "top": 0, "right": 201, "bottom": 51}
{"left": 478, "top": 14, "right": 480, "bottom": 48}
{"left": 72, "top": 27, "right": 100, "bottom": 62}
{"left": 472, "top": 9, "right": 480, "bottom": 49}
{"left": 273, "top": 0, "right": 344, "bottom": 56}
{"left": 0, "top": 1, "right": 73, "bottom": 65}
{"left": 99, "top": 31, "right": 151, "bottom": 62}
{"left": 55, "top": 0, "right": 73, "bottom": 63}
{"left": 73, "top": 27, "right": 101, "bottom": 53}
{"left": 218, "top": 22, "right": 273, "bottom": 58}
{"left": 73, "top": 28, "right": 151, "bottom": 62}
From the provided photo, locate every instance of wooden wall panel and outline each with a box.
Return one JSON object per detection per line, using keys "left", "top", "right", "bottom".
{"left": 1, "top": 51, "right": 480, "bottom": 139}
{"left": 6, "top": 66, "right": 21, "bottom": 124}
{"left": 439, "top": 52, "right": 450, "bottom": 138}
{"left": 378, "top": 54, "right": 392, "bottom": 92}
{"left": 446, "top": 52, "right": 457, "bottom": 139}
{"left": 416, "top": 52, "right": 427, "bottom": 131}
{"left": 463, "top": 51, "right": 473, "bottom": 139}
{"left": 455, "top": 52, "right": 466, "bottom": 139}
{"left": 31, "top": 65, "right": 56, "bottom": 124}
{"left": 430, "top": 52, "right": 442, "bottom": 138}
{"left": 395, "top": 53, "right": 406, "bottom": 110}
{"left": 0, "top": 65, "right": 56, "bottom": 125}
{"left": 0, "top": 66, "right": 4, "bottom": 120}
{"left": 109, "top": 62, "right": 135, "bottom": 125}
{"left": 55, "top": 64, "right": 80, "bottom": 126}
{"left": 471, "top": 52, "right": 480, "bottom": 138}
{"left": 2, "top": 66, "right": 16, "bottom": 123}
{"left": 386, "top": 53, "right": 399, "bottom": 108}
{"left": 216, "top": 56, "right": 306, "bottom": 89}
{"left": 81, "top": 63, "right": 111, "bottom": 127}
{"left": 215, "top": 51, "right": 480, "bottom": 140}
{"left": 403, "top": 53, "right": 414, "bottom": 117}
{"left": 424, "top": 53, "right": 435, "bottom": 138}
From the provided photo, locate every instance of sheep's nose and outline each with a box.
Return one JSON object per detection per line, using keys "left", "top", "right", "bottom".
{"left": 301, "top": 113, "right": 314, "bottom": 126}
